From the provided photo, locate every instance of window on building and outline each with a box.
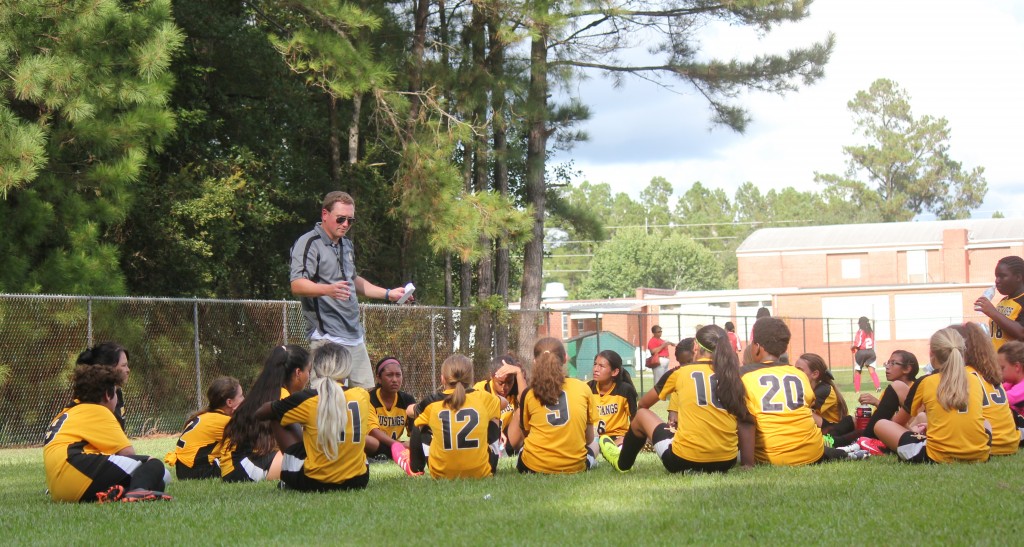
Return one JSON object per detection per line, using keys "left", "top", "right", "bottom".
{"left": 841, "top": 258, "right": 861, "bottom": 279}
{"left": 907, "top": 250, "right": 928, "bottom": 283}
{"left": 562, "top": 314, "right": 569, "bottom": 339}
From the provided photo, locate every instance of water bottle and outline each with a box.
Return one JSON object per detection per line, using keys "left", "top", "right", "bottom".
{"left": 855, "top": 405, "right": 872, "bottom": 430}
{"left": 983, "top": 286, "right": 996, "bottom": 300}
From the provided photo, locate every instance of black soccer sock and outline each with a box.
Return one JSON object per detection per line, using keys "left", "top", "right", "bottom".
{"left": 130, "top": 458, "right": 168, "bottom": 491}
{"left": 409, "top": 426, "right": 427, "bottom": 473}
{"left": 618, "top": 430, "right": 645, "bottom": 471}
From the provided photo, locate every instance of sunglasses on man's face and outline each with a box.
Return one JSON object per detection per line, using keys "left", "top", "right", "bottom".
{"left": 335, "top": 215, "right": 356, "bottom": 226}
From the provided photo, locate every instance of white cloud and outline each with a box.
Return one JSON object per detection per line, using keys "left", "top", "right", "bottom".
{"left": 553, "top": 0, "right": 1024, "bottom": 218}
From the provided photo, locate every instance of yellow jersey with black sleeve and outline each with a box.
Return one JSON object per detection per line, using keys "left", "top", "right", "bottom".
{"left": 473, "top": 379, "right": 518, "bottom": 430}
{"left": 164, "top": 410, "right": 230, "bottom": 469}
{"left": 369, "top": 388, "right": 417, "bottom": 440}
{"left": 812, "top": 383, "right": 842, "bottom": 424}
{"left": 740, "top": 362, "right": 824, "bottom": 466}
{"left": 992, "top": 293, "right": 1024, "bottom": 351}
{"left": 904, "top": 372, "right": 988, "bottom": 462}
{"left": 270, "top": 384, "right": 376, "bottom": 483}
{"left": 658, "top": 359, "right": 739, "bottom": 463}
{"left": 519, "top": 378, "right": 597, "bottom": 474}
{"left": 966, "top": 366, "right": 1017, "bottom": 456}
{"left": 43, "top": 403, "right": 132, "bottom": 502}
{"left": 587, "top": 379, "right": 637, "bottom": 438}
{"left": 413, "top": 388, "right": 502, "bottom": 479}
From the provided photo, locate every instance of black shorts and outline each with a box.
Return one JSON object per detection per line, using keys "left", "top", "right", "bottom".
{"left": 895, "top": 431, "right": 933, "bottom": 464}
{"left": 175, "top": 460, "right": 220, "bottom": 480}
{"left": 73, "top": 453, "right": 151, "bottom": 502}
{"left": 516, "top": 453, "right": 594, "bottom": 474}
{"left": 222, "top": 450, "right": 276, "bottom": 483}
{"left": 650, "top": 423, "right": 735, "bottom": 474}
{"left": 855, "top": 349, "right": 877, "bottom": 369}
{"left": 279, "top": 442, "right": 370, "bottom": 492}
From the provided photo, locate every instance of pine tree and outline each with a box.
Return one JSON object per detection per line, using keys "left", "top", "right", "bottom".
{"left": 0, "top": 0, "right": 183, "bottom": 293}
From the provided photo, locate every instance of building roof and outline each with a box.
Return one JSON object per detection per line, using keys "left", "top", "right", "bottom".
{"left": 736, "top": 218, "right": 1024, "bottom": 254}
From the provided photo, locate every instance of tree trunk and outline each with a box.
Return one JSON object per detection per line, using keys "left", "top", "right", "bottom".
{"left": 459, "top": 143, "right": 473, "bottom": 354}
{"left": 328, "top": 95, "right": 341, "bottom": 183}
{"left": 470, "top": 1, "right": 493, "bottom": 366}
{"left": 348, "top": 93, "right": 361, "bottom": 164}
{"left": 519, "top": 17, "right": 548, "bottom": 360}
{"left": 488, "top": 9, "right": 510, "bottom": 356}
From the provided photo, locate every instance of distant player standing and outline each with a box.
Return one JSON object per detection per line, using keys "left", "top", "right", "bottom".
{"left": 975, "top": 256, "right": 1024, "bottom": 350}
{"left": 852, "top": 316, "right": 880, "bottom": 393}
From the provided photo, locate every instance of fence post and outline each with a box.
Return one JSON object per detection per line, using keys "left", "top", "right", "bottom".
{"left": 281, "top": 301, "right": 289, "bottom": 345}
{"left": 193, "top": 299, "right": 203, "bottom": 411}
{"left": 825, "top": 318, "right": 832, "bottom": 378}
{"left": 595, "top": 313, "right": 601, "bottom": 354}
{"left": 802, "top": 318, "right": 807, "bottom": 357}
{"left": 87, "top": 297, "right": 93, "bottom": 348}
{"left": 430, "top": 311, "right": 437, "bottom": 391}
{"left": 638, "top": 314, "right": 645, "bottom": 394}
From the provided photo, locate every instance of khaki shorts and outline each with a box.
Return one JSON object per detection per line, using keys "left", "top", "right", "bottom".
{"left": 309, "top": 339, "right": 374, "bottom": 389}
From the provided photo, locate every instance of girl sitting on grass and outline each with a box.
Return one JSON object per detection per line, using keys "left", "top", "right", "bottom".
{"left": 874, "top": 327, "right": 989, "bottom": 463}
{"left": 507, "top": 337, "right": 598, "bottom": 474}
{"left": 603, "top": 324, "right": 753, "bottom": 473}
{"left": 409, "top": 354, "right": 502, "bottom": 478}
{"left": 951, "top": 322, "right": 1019, "bottom": 455}
{"left": 832, "top": 350, "right": 919, "bottom": 448}
{"left": 368, "top": 356, "right": 417, "bottom": 446}
{"left": 256, "top": 342, "right": 373, "bottom": 491}
{"left": 74, "top": 342, "right": 131, "bottom": 431}
{"left": 998, "top": 341, "right": 1024, "bottom": 415}
{"left": 793, "top": 353, "right": 853, "bottom": 436}
{"left": 44, "top": 365, "right": 170, "bottom": 502}
{"left": 219, "top": 345, "right": 309, "bottom": 482}
{"left": 587, "top": 350, "right": 637, "bottom": 445}
{"left": 474, "top": 354, "right": 528, "bottom": 445}
{"left": 164, "top": 376, "right": 243, "bottom": 479}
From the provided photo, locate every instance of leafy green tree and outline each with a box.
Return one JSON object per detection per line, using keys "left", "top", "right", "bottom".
{"left": 578, "top": 229, "right": 724, "bottom": 299}
{"left": 518, "top": 0, "right": 835, "bottom": 348}
{"left": 640, "top": 176, "right": 674, "bottom": 232}
{"left": 0, "top": 0, "right": 183, "bottom": 294}
{"left": 815, "top": 78, "right": 986, "bottom": 221}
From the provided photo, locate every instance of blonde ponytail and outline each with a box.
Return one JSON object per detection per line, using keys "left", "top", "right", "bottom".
{"left": 931, "top": 328, "right": 969, "bottom": 411}
{"left": 309, "top": 343, "right": 353, "bottom": 461}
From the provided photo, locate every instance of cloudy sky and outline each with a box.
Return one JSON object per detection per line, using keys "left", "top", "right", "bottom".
{"left": 552, "top": 0, "right": 1024, "bottom": 219}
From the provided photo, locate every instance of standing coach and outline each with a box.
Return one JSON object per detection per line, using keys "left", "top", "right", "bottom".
{"left": 290, "top": 191, "right": 407, "bottom": 389}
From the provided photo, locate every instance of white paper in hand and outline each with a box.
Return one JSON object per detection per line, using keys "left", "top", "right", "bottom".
{"left": 396, "top": 282, "right": 415, "bottom": 305}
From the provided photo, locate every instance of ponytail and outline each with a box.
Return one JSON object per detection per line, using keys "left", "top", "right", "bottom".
{"left": 309, "top": 343, "right": 352, "bottom": 461}
{"left": 532, "top": 338, "right": 567, "bottom": 406}
{"left": 932, "top": 328, "right": 969, "bottom": 411}
{"left": 696, "top": 325, "right": 749, "bottom": 422}
{"left": 441, "top": 354, "right": 474, "bottom": 410}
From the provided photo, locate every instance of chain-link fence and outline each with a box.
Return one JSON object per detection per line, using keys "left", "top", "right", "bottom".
{"left": 1, "top": 294, "right": 973, "bottom": 447}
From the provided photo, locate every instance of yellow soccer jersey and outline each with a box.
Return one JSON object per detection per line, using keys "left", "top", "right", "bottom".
{"left": 414, "top": 388, "right": 502, "bottom": 479}
{"left": 519, "top": 378, "right": 597, "bottom": 474}
{"left": 587, "top": 379, "right": 638, "bottom": 438}
{"left": 370, "top": 388, "right": 417, "bottom": 440}
{"left": 43, "top": 403, "right": 132, "bottom": 502}
{"left": 658, "top": 360, "right": 739, "bottom": 462}
{"left": 270, "top": 384, "right": 376, "bottom": 484}
{"left": 812, "top": 383, "right": 843, "bottom": 424}
{"left": 473, "top": 379, "right": 518, "bottom": 430}
{"left": 992, "top": 294, "right": 1024, "bottom": 351}
{"left": 967, "top": 367, "right": 1017, "bottom": 456}
{"left": 164, "top": 410, "right": 230, "bottom": 468}
{"left": 740, "top": 362, "right": 824, "bottom": 466}
{"left": 905, "top": 372, "right": 989, "bottom": 463}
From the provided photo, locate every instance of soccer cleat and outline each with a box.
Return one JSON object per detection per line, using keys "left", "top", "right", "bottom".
{"left": 835, "top": 442, "right": 861, "bottom": 454}
{"left": 599, "top": 435, "right": 626, "bottom": 472}
{"left": 96, "top": 484, "right": 125, "bottom": 503}
{"left": 857, "top": 437, "right": 887, "bottom": 456}
{"left": 390, "top": 443, "right": 423, "bottom": 477}
{"left": 846, "top": 449, "right": 870, "bottom": 460}
{"left": 120, "top": 489, "right": 172, "bottom": 502}
{"left": 876, "top": 387, "right": 882, "bottom": 393}
{"left": 822, "top": 434, "right": 835, "bottom": 448}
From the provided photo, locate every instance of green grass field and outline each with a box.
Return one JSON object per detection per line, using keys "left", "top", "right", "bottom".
{"left": 5, "top": 375, "right": 1022, "bottom": 545}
